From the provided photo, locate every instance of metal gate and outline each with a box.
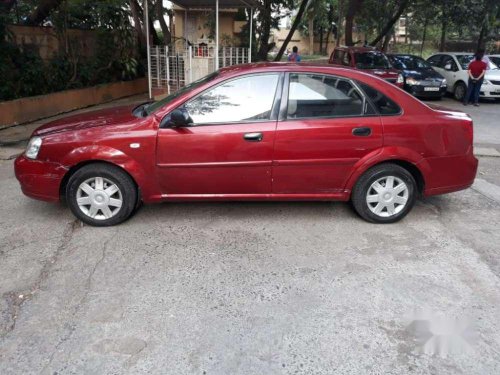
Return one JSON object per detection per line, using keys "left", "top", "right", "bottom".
{"left": 150, "top": 45, "right": 251, "bottom": 96}
{"left": 150, "top": 46, "right": 188, "bottom": 95}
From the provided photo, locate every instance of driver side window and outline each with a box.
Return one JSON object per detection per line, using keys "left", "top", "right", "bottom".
{"left": 183, "top": 74, "right": 279, "bottom": 125}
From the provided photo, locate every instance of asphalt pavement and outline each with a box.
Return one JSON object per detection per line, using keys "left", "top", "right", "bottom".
{"left": 1, "top": 96, "right": 500, "bottom": 374}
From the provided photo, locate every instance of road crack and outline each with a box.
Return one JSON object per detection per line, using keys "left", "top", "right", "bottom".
{"left": 41, "top": 231, "right": 116, "bottom": 373}
{"left": 0, "top": 219, "right": 81, "bottom": 338}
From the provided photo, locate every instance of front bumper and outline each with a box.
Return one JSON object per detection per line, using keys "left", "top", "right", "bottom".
{"left": 14, "top": 155, "right": 67, "bottom": 202}
{"left": 407, "top": 85, "right": 447, "bottom": 98}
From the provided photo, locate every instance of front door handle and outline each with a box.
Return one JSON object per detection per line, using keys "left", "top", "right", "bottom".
{"left": 244, "top": 132, "right": 263, "bottom": 142}
{"left": 352, "top": 127, "right": 372, "bottom": 137}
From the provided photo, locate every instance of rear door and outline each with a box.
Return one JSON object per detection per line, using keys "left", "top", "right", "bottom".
{"left": 272, "top": 72, "right": 383, "bottom": 194}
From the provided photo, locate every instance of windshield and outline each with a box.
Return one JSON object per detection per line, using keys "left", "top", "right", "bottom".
{"left": 393, "top": 55, "right": 431, "bottom": 69}
{"left": 354, "top": 52, "right": 391, "bottom": 69}
{"left": 456, "top": 54, "right": 499, "bottom": 70}
{"left": 145, "top": 72, "right": 219, "bottom": 115}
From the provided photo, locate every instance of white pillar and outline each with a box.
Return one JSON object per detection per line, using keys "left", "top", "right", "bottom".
{"left": 188, "top": 45, "right": 193, "bottom": 83}
{"left": 215, "top": 0, "right": 219, "bottom": 70}
{"left": 145, "top": 0, "right": 152, "bottom": 99}
{"left": 184, "top": 10, "right": 187, "bottom": 49}
{"left": 249, "top": 8, "right": 253, "bottom": 63}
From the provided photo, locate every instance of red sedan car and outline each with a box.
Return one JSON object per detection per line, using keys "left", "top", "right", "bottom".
{"left": 15, "top": 63, "right": 478, "bottom": 226}
{"left": 329, "top": 46, "right": 404, "bottom": 88}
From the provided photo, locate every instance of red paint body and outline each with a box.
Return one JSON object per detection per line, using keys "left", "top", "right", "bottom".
{"left": 329, "top": 46, "right": 403, "bottom": 87}
{"left": 15, "top": 63, "right": 477, "bottom": 206}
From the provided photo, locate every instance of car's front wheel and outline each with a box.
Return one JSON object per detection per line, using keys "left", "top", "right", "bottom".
{"left": 454, "top": 82, "right": 466, "bottom": 101}
{"left": 66, "top": 163, "right": 137, "bottom": 226}
{"left": 351, "top": 163, "right": 417, "bottom": 223}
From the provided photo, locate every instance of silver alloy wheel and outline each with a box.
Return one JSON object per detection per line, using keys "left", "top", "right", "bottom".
{"left": 76, "top": 177, "right": 123, "bottom": 220}
{"left": 366, "top": 176, "right": 409, "bottom": 218}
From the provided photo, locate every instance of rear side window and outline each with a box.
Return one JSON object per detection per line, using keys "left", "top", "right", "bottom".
{"left": 358, "top": 82, "right": 401, "bottom": 115}
{"left": 287, "top": 73, "right": 364, "bottom": 119}
{"left": 427, "top": 55, "right": 442, "bottom": 67}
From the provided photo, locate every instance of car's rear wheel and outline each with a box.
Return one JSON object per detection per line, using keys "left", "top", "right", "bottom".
{"left": 454, "top": 82, "right": 466, "bottom": 101}
{"left": 66, "top": 163, "right": 137, "bottom": 226}
{"left": 351, "top": 163, "right": 417, "bottom": 223}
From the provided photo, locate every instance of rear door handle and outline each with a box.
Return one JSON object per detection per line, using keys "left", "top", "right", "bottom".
{"left": 352, "top": 127, "right": 372, "bottom": 137}
{"left": 244, "top": 132, "right": 263, "bottom": 142}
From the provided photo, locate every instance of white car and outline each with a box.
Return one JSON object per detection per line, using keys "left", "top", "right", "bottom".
{"left": 490, "top": 55, "right": 500, "bottom": 68}
{"left": 427, "top": 52, "right": 500, "bottom": 101}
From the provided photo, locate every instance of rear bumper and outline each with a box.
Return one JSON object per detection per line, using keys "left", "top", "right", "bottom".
{"left": 422, "top": 149, "right": 478, "bottom": 197}
{"left": 14, "top": 155, "right": 67, "bottom": 202}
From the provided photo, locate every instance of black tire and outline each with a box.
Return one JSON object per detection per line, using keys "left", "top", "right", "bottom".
{"left": 454, "top": 81, "right": 466, "bottom": 101}
{"left": 66, "top": 163, "right": 138, "bottom": 226}
{"left": 351, "top": 163, "right": 417, "bottom": 224}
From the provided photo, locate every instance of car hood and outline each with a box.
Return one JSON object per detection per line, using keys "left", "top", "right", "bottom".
{"left": 403, "top": 68, "right": 444, "bottom": 80}
{"left": 485, "top": 69, "right": 500, "bottom": 79}
{"left": 34, "top": 105, "right": 138, "bottom": 136}
{"left": 364, "top": 68, "right": 400, "bottom": 78}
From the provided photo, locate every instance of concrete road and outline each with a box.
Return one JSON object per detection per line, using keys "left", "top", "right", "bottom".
{"left": 1, "top": 97, "right": 500, "bottom": 374}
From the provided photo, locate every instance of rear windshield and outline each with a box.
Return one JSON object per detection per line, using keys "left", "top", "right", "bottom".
{"left": 145, "top": 72, "right": 219, "bottom": 115}
{"left": 392, "top": 55, "right": 431, "bottom": 69}
{"left": 354, "top": 52, "right": 391, "bottom": 69}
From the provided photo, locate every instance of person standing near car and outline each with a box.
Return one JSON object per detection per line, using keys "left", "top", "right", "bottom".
{"left": 288, "top": 46, "right": 302, "bottom": 62}
{"left": 463, "top": 53, "right": 487, "bottom": 106}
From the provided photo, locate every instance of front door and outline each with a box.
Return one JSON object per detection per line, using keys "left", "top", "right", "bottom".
{"left": 273, "top": 73, "right": 383, "bottom": 194}
{"left": 156, "top": 73, "right": 281, "bottom": 195}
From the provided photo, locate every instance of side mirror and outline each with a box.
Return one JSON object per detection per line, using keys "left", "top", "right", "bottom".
{"left": 444, "top": 63, "right": 452, "bottom": 71}
{"left": 169, "top": 109, "right": 192, "bottom": 127}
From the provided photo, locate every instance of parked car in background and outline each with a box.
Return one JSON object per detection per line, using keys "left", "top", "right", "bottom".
{"left": 427, "top": 52, "right": 500, "bottom": 101}
{"left": 489, "top": 55, "right": 500, "bottom": 67}
{"left": 15, "top": 63, "right": 477, "bottom": 226}
{"left": 329, "top": 46, "right": 404, "bottom": 88}
{"left": 387, "top": 54, "right": 447, "bottom": 98}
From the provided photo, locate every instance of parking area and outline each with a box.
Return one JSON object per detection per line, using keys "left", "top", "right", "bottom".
{"left": 1, "top": 99, "right": 500, "bottom": 374}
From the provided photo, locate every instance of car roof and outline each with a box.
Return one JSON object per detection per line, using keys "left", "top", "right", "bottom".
{"left": 334, "top": 46, "right": 379, "bottom": 52}
{"left": 388, "top": 54, "right": 422, "bottom": 58}
{"left": 213, "top": 62, "right": 394, "bottom": 82}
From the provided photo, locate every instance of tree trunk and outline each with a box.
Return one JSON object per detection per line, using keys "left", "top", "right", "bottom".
{"left": 336, "top": 0, "right": 343, "bottom": 46}
{"left": 156, "top": 0, "right": 171, "bottom": 44}
{"left": 308, "top": 13, "right": 314, "bottom": 55}
{"left": 439, "top": 0, "right": 447, "bottom": 52}
{"left": 382, "top": 32, "right": 391, "bottom": 52}
{"left": 319, "top": 26, "right": 323, "bottom": 55}
{"left": 25, "top": 0, "right": 63, "bottom": 26}
{"left": 149, "top": 16, "right": 160, "bottom": 45}
{"left": 274, "top": 0, "right": 310, "bottom": 61}
{"left": 420, "top": 17, "right": 428, "bottom": 56}
{"left": 257, "top": 0, "right": 273, "bottom": 61}
{"left": 369, "top": 0, "right": 409, "bottom": 46}
{"left": 345, "top": 0, "right": 364, "bottom": 46}
{"left": 324, "top": 30, "right": 331, "bottom": 55}
{"left": 130, "top": 0, "right": 146, "bottom": 48}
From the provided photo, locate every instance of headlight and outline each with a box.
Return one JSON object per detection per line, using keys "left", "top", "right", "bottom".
{"left": 406, "top": 77, "right": 420, "bottom": 86}
{"left": 397, "top": 74, "right": 404, "bottom": 84}
{"left": 482, "top": 79, "right": 491, "bottom": 85}
{"left": 25, "top": 136, "right": 42, "bottom": 159}
{"left": 441, "top": 79, "right": 447, "bottom": 87}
